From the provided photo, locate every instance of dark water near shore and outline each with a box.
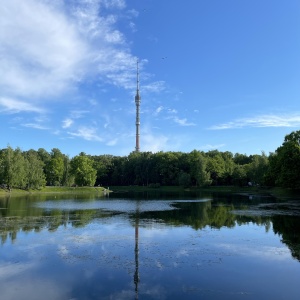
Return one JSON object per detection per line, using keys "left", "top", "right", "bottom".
{"left": 1, "top": 191, "right": 300, "bottom": 300}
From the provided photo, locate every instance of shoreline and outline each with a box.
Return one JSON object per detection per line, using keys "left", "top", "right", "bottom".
{"left": 1, "top": 185, "right": 299, "bottom": 200}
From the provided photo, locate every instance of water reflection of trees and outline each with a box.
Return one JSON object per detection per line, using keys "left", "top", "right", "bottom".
{"left": 135, "top": 201, "right": 299, "bottom": 261}
{"left": 272, "top": 215, "right": 300, "bottom": 261}
{"left": 138, "top": 201, "right": 271, "bottom": 231}
{"left": 0, "top": 210, "right": 117, "bottom": 244}
{"left": 1, "top": 196, "right": 300, "bottom": 262}
{"left": 0, "top": 195, "right": 116, "bottom": 244}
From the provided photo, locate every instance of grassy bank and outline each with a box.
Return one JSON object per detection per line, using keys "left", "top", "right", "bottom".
{"left": 0, "top": 186, "right": 109, "bottom": 196}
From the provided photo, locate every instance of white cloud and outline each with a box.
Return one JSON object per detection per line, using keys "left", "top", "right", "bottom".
{"left": 167, "top": 108, "right": 177, "bottom": 114}
{"left": 0, "top": 0, "right": 171, "bottom": 154}
{"left": 142, "top": 132, "right": 169, "bottom": 152}
{"left": 102, "top": 0, "right": 126, "bottom": 10}
{"left": 22, "top": 123, "right": 49, "bottom": 130}
{"left": 106, "top": 138, "right": 118, "bottom": 146}
{"left": 0, "top": 0, "right": 138, "bottom": 101}
{"left": 154, "top": 106, "right": 164, "bottom": 115}
{"left": 0, "top": 262, "right": 34, "bottom": 280}
{"left": 209, "top": 113, "right": 300, "bottom": 130}
{"left": 0, "top": 97, "right": 44, "bottom": 113}
{"left": 57, "top": 245, "right": 69, "bottom": 256}
{"left": 0, "top": 0, "right": 89, "bottom": 98}
{"left": 127, "top": 9, "right": 139, "bottom": 18}
{"left": 172, "top": 117, "right": 196, "bottom": 127}
{"left": 100, "top": 113, "right": 111, "bottom": 129}
{"left": 67, "top": 126, "right": 103, "bottom": 141}
{"left": 143, "top": 81, "right": 165, "bottom": 93}
{"left": 70, "top": 110, "right": 90, "bottom": 119}
{"left": 0, "top": 277, "right": 70, "bottom": 300}
{"left": 62, "top": 118, "right": 73, "bottom": 128}
{"left": 218, "top": 243, "right": 291, "bottom": 261}
{"left": 128, "top": 21, "right": 137, "bottom": 32}
{"left": 89, "top": 99, "right": 98, "bottom": 106}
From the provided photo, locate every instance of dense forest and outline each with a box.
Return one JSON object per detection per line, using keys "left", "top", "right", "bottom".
{"left": 1, "top": 130, "right": 300, "bottom": 190}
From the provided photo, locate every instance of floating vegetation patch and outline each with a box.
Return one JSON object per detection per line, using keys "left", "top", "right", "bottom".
{"left": 231, "top": 201, "right": 300, "bottom": 217}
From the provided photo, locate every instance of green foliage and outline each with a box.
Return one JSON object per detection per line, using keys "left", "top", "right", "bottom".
{"left": 277, "top": 143, "right": 300, "bottom": 188}
{"left": 264, "top": 152, "right": 279, "bottom": 186}
{"left": 221, "top": 151, "right": 235, "bottom": 184}
{"left": 232, "top": 165, "right": 248, "bottom": 187}
{"left": 233, "top": 153, "right": 252, "bottom": 165}
{"left": 247, "top": 153, "right": 269, "bottom": 185}
{"left": 155, "top": 151, "right": 180, "bottom": 186}
{"left": 0, "top": 146, "right": 27, "bottom": 189}
{"left": 189, "top": 150, "right": 211, "bottom": 187}
{"left": 266, "top": 130, "right": 300, "bottom": 189}
{"left": 47, "top": 148, "right": 65, "bottom": 186}
{"left": 24, "top": 150, "right": 46, "bottom": 189}
{"left": 178, "top": 171, "right": 191, "bottom": 188}
{"left": 70, "top": 154, "right": 97, "bottom": 186}
{"left": 2, "top": 130, "right": 300, "bottom": 190}
{"left": 206, "top": 150, "right": 226, "bottom": 185}
{"left": 284, "top": 130, "right": 300, "bottom": 144}
{"left": 91, "top": 155, "right": 113, "bottom": 186}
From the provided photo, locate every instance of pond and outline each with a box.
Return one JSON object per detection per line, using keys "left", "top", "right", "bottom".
{"left": 1, "top": 191, "right": 300, "bottom": 300}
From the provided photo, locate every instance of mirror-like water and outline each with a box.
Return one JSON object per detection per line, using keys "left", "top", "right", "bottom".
{"left": 1, "top": 191, "right": 300, "bottom": 300}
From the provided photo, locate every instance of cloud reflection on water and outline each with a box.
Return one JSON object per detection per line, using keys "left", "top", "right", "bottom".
{"left": 1, "top": 196, "right": 300, "bottom": 299}
{"left": 34, "top": 199, "right": 212, "bottom": 213}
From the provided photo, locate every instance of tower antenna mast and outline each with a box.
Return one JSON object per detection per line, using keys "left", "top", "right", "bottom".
{"left": 135, "top": 59, "right": 141, "bottom": 152}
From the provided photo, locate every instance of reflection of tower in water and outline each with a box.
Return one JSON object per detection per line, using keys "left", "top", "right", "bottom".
{"left": 134, "top": 205, "right": 140, "bottom": 299}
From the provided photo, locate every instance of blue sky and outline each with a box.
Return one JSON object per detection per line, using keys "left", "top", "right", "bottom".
{"left": 1, "top": 0, "right": 300, "bottom": 157}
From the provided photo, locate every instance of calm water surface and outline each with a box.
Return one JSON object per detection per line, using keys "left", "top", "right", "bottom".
{"left": 1, "top": 191, "right": 300, "bottom": 300}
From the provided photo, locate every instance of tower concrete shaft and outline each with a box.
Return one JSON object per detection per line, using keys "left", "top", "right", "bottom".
{"left": 135, "top": 60, "right": 141, "bottom": 152}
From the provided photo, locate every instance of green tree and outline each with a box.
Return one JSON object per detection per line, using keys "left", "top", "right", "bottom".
{"left": 220, "top": 151, "right": 235, "bottom": 185}
{"left": 91, "top": 155, "right": 115, "bottom": 186}
{"left": 0, "top": 146, "right": 27, "bottom": 189}
{"left": 178, "top": 171, "right": 191, "bottom": 188}
{"left": 264, "top": 152, "right": 279, "bottom": 186}
{"left": 48, "top": 148, "right": 65, "bottom": 186}
{"left": 188, "top": 150, "right": 211, "bottom": 187}
{"left": 233, "top": 153, "right": 252, "bottom": 165}
{"left": 232, "top": 165, "right": 248, "bottom": 186}
{"left": 247, "top": 153, "right": 269, "bottom": 185}
{"left": 24, "top": 150, "right": 46, "bottom": 189}
{"left": 111, "top": 156, "right": 127, "bottom": 185}
{"left": 0, "top": 147, "right": 13, "bottom": 188}
{"left": 70, "top": 153, "right": 97, "bottom": 186}
{"left": 206, "top": 150, "right": 225, "bottom": 185}
{"left": 270, "top": 131, "right": 300, "bottom": 188}
{"left": 154, "top": 152, "right": 180, "bottom": 186}
{"left": 62, "top": 155, "right": 73, "bottom": 186}
{"left": 129, "top": 152, "right": 154, "bottom": 186}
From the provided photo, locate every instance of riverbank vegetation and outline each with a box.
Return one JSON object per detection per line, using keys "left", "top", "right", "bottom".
{"left": 1, "top": 130, "right": 300, "bottom": 192}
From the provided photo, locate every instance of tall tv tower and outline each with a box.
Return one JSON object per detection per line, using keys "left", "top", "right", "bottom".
{"left": 135, "top": 60, "right": 141, "bottom": 152}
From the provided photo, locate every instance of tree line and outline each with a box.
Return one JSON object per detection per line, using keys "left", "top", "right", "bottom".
{"left": 1, "top": 130, "right": 300, "bottom": 190}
